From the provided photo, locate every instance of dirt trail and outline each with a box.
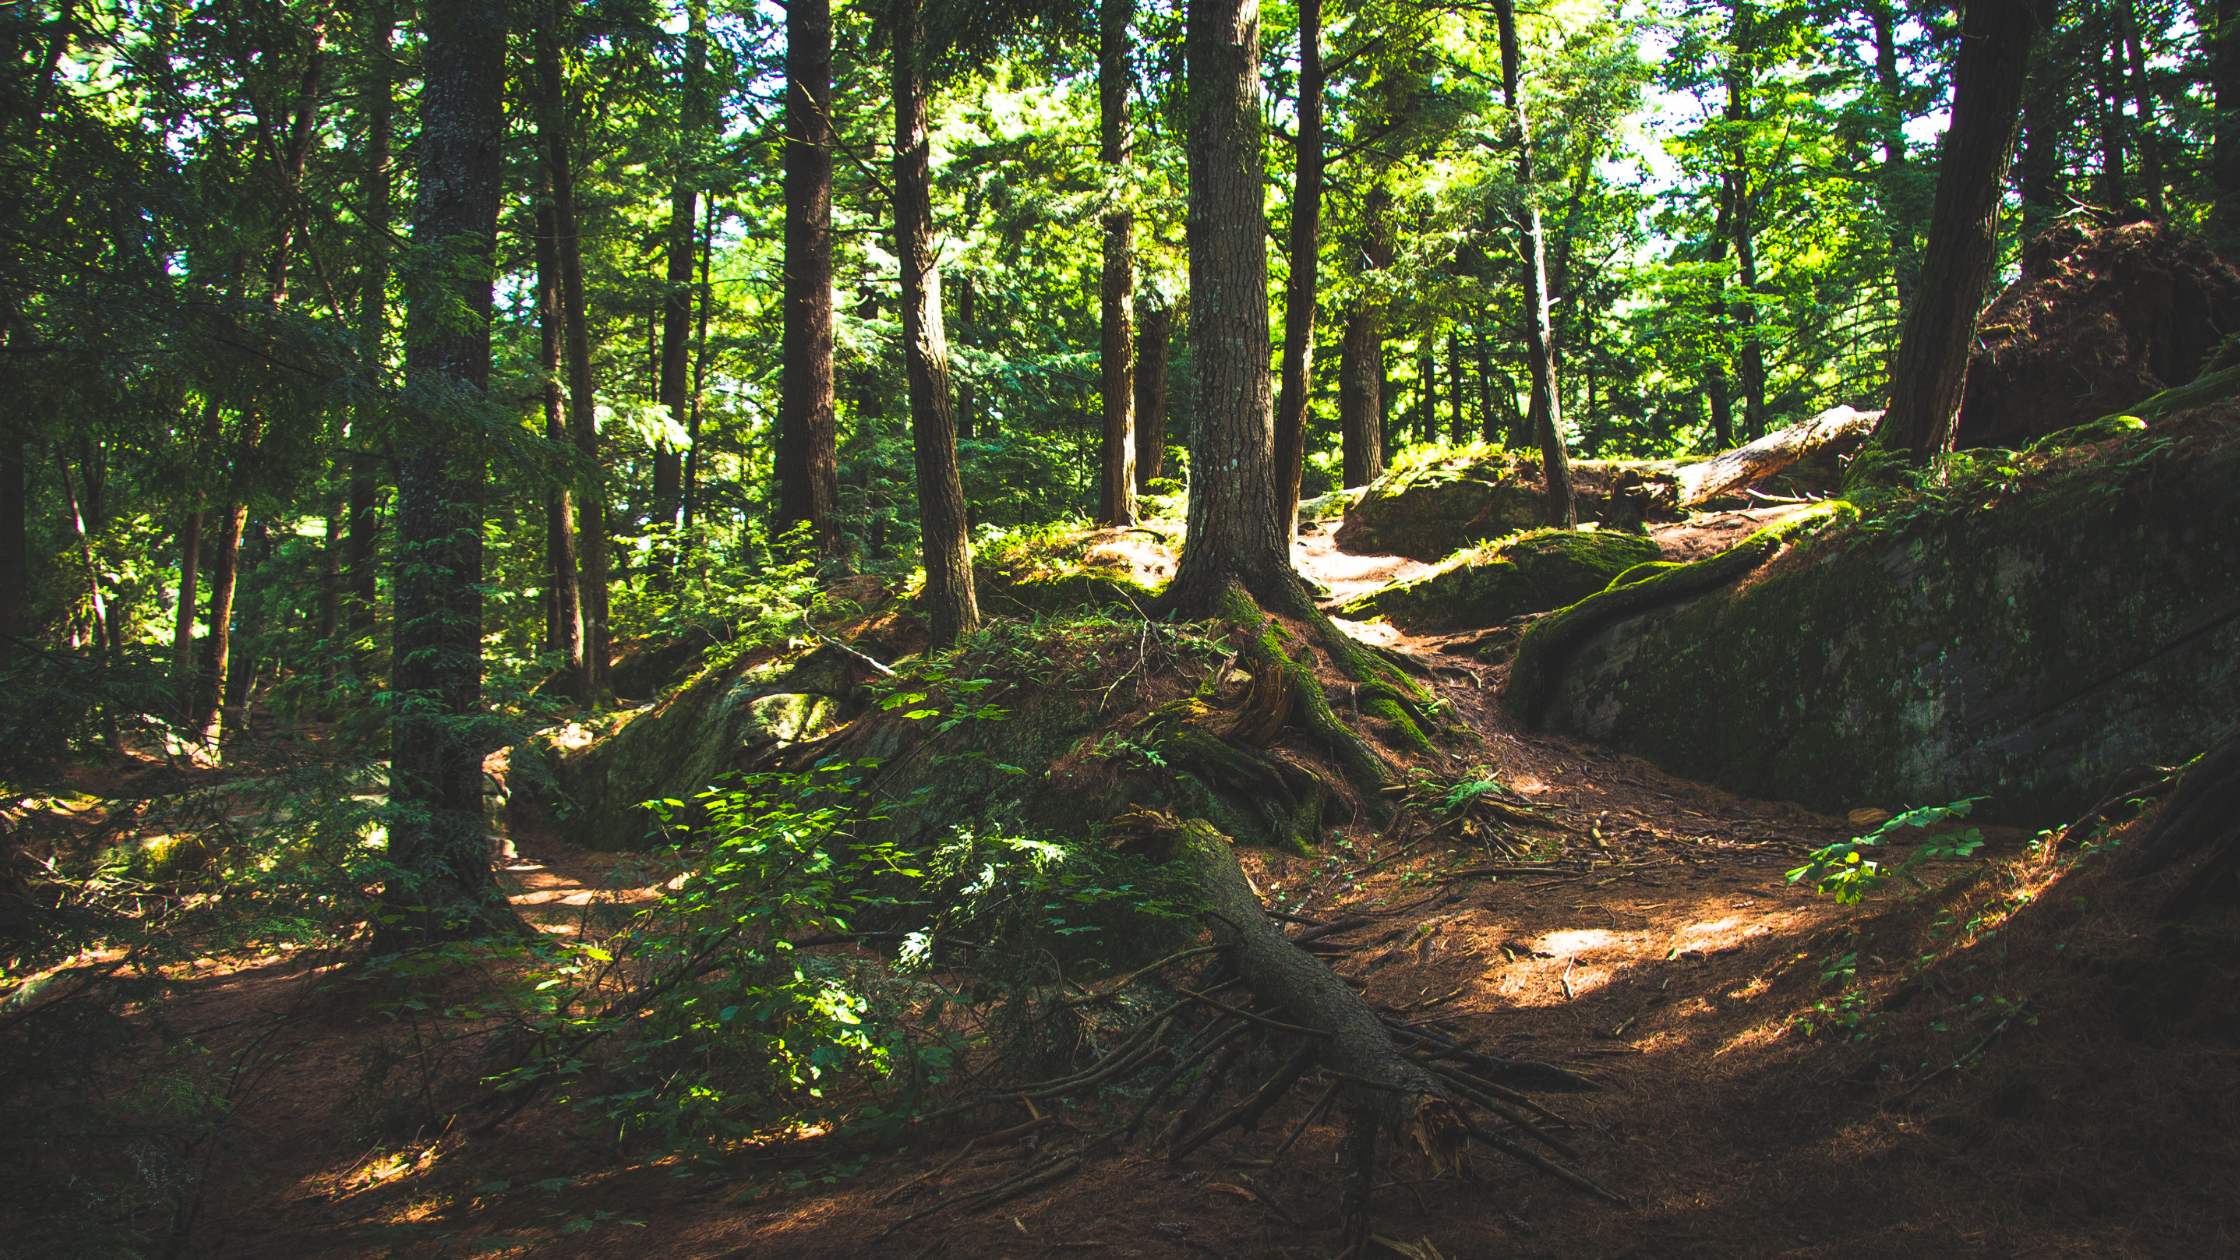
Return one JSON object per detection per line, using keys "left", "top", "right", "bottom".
{"left": 87, "top": 532, "right": 2239, "bottom": 1260}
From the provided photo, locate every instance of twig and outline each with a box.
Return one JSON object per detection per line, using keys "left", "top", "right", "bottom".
{"left": 1459, "top": 1119, "right": 1628, "bottom": 1206}
{"left": 1890, "top": 999, "right": 2031, "bottom": 1103}
{"left": 1174, "top": 988, "right": 1330, "bottom": 1038}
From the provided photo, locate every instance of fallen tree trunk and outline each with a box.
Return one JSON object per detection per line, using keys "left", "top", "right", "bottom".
{"left": 1614, "top": 406, "right": 1880, "bottom": 523}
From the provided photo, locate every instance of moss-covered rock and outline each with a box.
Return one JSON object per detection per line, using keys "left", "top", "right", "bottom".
{"left": 517, "top": 644, "right": 870, "bottom": 850}
{"left": 1335, "top": 529, "right": 1661, "bottom": 632}
{"left": 1534, "top": 436, "right": 2240, "bottom": 828}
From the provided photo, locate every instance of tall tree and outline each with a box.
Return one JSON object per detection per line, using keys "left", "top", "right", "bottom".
{"left": 1096, "top": 0, "right": 1137, "bottom": 526}
{"left": 1724, "top": 0, "right": 1768, "bottom": 441}
{"left": 1134, "top": 297, "right": 1171, "bottom": 491}
{"left": 653, "top": 1, "right": 710, "bottom": 556}
{"left": 776, "top": 0, "right": 840, "bottom": 557}
{"left": 2210, "top": 0, "right": 2240, "bottom": 245}
{"left": 1880, "top": 0, "right": 2040, "bottom": 460}
{"left": 533, "top": 0, "right": 610, "bottom": 700}
{"left": 1273, "top": 0, "right": 1324, "bottom": 532}
{"left": 535, "top": 178, "right": 585, "bottom": 700}
{"left": 378, "top": 0, "right": 526, "bottom": 948}
{"left": 1494, "top": 0, "right": 1574, "bottom": 529}
{"left": 891, "top": 0, "right": 979, "bottom": 644}
{"left": 349, "top": 1, "right": 394, "bottom": 652}
{"left": 1338, "top": 182, "right": 1391, "bottom": 489}
{"left": 1162, "top": 0, "right": 1290, "bottom": 611}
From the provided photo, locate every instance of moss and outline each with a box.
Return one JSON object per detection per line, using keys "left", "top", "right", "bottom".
{"left": 1532, "top": 440, "right": 2240, "bottom": 827}
{"left": 2022, "top": 415, "right": 2148, "bottom": 454}
{"left": 1337, "top": 529, "right": 1661, "bottom": 632}
{"left": 1606, "top": 560, "right": 1681, "bottom": 590}
{"left": 1333, "top": 449, "right": 1678, "bottom": 560}
{"left": 1505, "top": 502, "right": 1858, "bottom": 726}
{"left": 989, "top": 570, "right": 1165, "bottom": 618}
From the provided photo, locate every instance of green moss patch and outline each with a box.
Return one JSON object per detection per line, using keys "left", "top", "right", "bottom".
{"left": 1336, "top": 529, "right": 1661, "bottom": 632}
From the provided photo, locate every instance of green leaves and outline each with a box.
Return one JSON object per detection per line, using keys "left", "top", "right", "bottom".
{"left": 1787, "top": 797, "right": 1990, "bottom": 905}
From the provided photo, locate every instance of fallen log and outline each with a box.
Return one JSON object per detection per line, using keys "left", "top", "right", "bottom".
{"left": 1608, "top": 406, "right": 1880, "bottom": 526}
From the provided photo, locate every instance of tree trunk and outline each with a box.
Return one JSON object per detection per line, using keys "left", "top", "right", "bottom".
{"left": 318, "top": 496, "right": 343, "bottom": 643}
{"left": 1339, "top": 312, "right": 1383, "bottom": 487}
{"left": 379, "top": 0, "right": 524, "bottom": 949}
{"left": 1661, "top": 406, "right": 1881, "bottom": 509}
{"left": 172, "top": 510, "right": 201, "bottom": 673}
{"left": 0, "top": 436, "right": 21, "bottom": 641}
{"left": 1447, "top": 329, "right": 1466, "bottom": 443}
{"left": 2095, "top": 8, "right": 2128, "bottom": 207}
{"left": 1164, "top": 0, "right": 1294, "bottom": 613}
{"left": 2017, "top": 39, "right": 2065, "bottom": 257}
{"left": 777, "top": 0, "right": 840, "bottom": 558}
{"left": 1869, "top": 0, "right": 1915, "bottom": 308}
{"left": 1096, "top": 0, "right": 1138, "bottom": 526}
{"left": 349, "top": 3, "right": 392, "bottom": 655}
{"left": 684, "top": 193, "right": 715, "bottom": 542}
{"left": 955, "top": 272, "right": 976, "bottom": 441}
{"left": 57, "top": 451, "right": 109, "bottom": 651}
{"left": 892, "top": 0, "right": 979, "bottom": 646}
{"left": 1725, "top": 3, "right": 1767, "bottom": 442}
{"left": 1494, "top": 0, "right": 1574, "bottom": 529}
{"left": 653, "top": 3, "right": 709, "bottom": 561}
{"left": 535, "top": 186, "right": 585, "bottom": 702}
{"left": 2213, "top": 0, "right": 2240, "bottom": 246}
{"left": 1135, "top": 299, "right": 1171, "bottom": 490}
{"left": 534, "top": 4, "right": 610, "bottom": 700}
{"left": 1880, "top": 0, "right": 2039, "bottom": 461}
{"left": 189, "top": 504, "right": 244, "bottom": 741}
{"left": 1273, "top": 0, "right": 1324, "bottom": 533}
{"left": 2119, "top": 0, "right": 2162, "bottom": 213}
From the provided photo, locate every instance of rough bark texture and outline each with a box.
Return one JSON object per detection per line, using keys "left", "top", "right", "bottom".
{"left": 188, "top": 503, "right": 244, "bottom": 740}
{"left": 2017, "top": 38, "right": 2064, "bottom": 254}
{"left": 348, "top": 5, "right": 391, "bottom": 651}
{"left": 1097, "top": 0, "right": 1137, "bottom": 526}
{"left": 1165, "top": 0, "right": 1292, "bottom": 614}
{"left": 535, "top": 190, "right": 585, "bottom": 700}
{"left": 0, "top": 438, "right": 21, "bottom": 640}
{"left": 893, "top": 0, "right": 979, "bottom": 646}
{"left": 534, "top": 4, "right": 610, "bottom": 700}
{"left": 654, "top": 4, "right": 708, "bottom": 547}
{"left": 778, "top": 0, "right": 840, "bottom": 557}
{"left": 1134, "top": 300, "right": 1171, "bottom": 491}
{"left": 170, "top": 509, "right": 200, "bottom": 671}
{"left": 1272, "top": 0, "right": 1323, "bottom": 533}
{"left": 1494, "top": 0, "right": 1573, "bottom": 529}
{"left": 1339, "top": 311, "right": 1383, "bottom": 488}
{"left": 1880, "top": 0, "right": 2039, "bottom": 461}
{"left": 379, "top": 0, "right": 524, "bottom": 949}
{"left": 1664, "top": 406, "right": 1880, "bottom": 509}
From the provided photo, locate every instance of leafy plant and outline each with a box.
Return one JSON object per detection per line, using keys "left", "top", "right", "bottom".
{"left": 1786, "top": 798, "right": 1989, "bottom": 905}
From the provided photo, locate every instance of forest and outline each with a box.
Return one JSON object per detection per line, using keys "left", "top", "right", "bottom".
{"left": 4, "top": 0, "right": 2239, "bottom": 1256}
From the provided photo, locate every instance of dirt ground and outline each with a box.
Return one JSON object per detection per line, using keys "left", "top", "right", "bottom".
{"left": 51, "top": 527, "right": 2240, "bottom": 1260}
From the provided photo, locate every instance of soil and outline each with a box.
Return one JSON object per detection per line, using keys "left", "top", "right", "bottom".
{"left": 25, "top": 523, "right": 2239, "bottom": 1260}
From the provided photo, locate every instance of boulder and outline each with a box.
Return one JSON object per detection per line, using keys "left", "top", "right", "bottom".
{"left": 1532, "top": 424, "right": 2240, "bottom": 828}
{"left": 1334, "top": 450, "right": 1664, "bottom": 560}
{"left": 1335, "top": 529, "right": 1661, "bottom": 632}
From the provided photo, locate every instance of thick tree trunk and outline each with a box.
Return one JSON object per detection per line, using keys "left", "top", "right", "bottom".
{"left": 2213, "top": 0, "right": 2240, "bottom": 246}
{"left": 535, "top": 190, "right": 585, "bottom": 701}
{"left": 534, "top": 5, "right": 610, "bottom": 700}
{"left": 1339, "top": 312, "right": 1383, "bottom": 487}
{"left": 1273, "top": 0, "right": 1323, "bottom": 533}
{"left": 1097, "top": 0, "right": 1138, "bottom": 526}
{"left": 778, "top": 0, "right": 840, "bottom": 557}
{"left": 1494, "top": 0, "right": 1574, "bottom": 529}
{"left": 1165, "top": 0, "right": 1294, "bottom": 613}
{"left": 1881, "top": 0, "right": 2038, "bottom": 461}
{"left": 189, "top": 504, "right": 244, "bottom": 741}
{"left": 893, "top": 0, "right": 979, "bottom": 645}
{"left": 171, "top": 510, "right": 201, "bottom": 673}
{"left": 1134, "top": 300, "right": 1171, "bottom": 491}
{"left": 379, "top": 0, "right": 524, "bottom": 949}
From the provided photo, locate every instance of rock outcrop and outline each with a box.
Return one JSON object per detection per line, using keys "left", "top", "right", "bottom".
{"left": 1336, "top": 529, "right": 1660, "bottom": 632}
{"left": 1527, "top": 421, "right": 2240, "bottom": 828}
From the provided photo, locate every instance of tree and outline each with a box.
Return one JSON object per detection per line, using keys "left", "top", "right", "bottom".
{"left": 1880, "top": 0, "right": 2040, "bottom": 460}
{"left": 889, "top": 0, "right": 980, "bottom": 646}
{"left": 1338, "top": 181, "right": 1391, "bottom": 490}
{"left": 654, "top": 1, "right": 711, "bottom": 564}
{"left": 1495, "top": 0, "right": 1574, "bottom": 529}
{"left": 1096, "top": 0, "right": 1137, "bottom": 526}
{"left": 1273, "top": 0, "right": 1324, "bottom": 532}
{"left": 776, "top": 0, "right": 842, "bottom": 558}
{"left": 378, "top": 0, "right": 527, "bottom": 949}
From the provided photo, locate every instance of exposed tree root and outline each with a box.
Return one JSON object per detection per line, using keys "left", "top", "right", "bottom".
{"left": 2126, "top": 732, "right": 2240, "bottom": 915}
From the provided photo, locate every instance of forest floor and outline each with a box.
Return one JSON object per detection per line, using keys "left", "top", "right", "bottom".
{"left": 61, "top": 525, "right": 2240, "bottom": 1260}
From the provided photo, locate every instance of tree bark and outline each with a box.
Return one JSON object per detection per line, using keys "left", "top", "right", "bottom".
{"left": 2119, "top": 0, "right": 2161, "bottom": 212}
{"left": 535, "top": 185, "right": 585, "bottom": 701}
{"left": 653, "top": 3, "right": 709, "bottom": 557}
{"left": 534, "top": 3, "right": 610, "bottom": 699}
{"left": 2214, "top": 0, "right": 2240, "bottom": 247}
{"left": 1339, "top": 312, "right": 1383, "bottom": 487}
{"left": 1273, "top": 0, "right": 1323, "bottom": 534}
{"left": 1098, "top": 0, "right": 1138, "bottom": 526}
{"left": 1494, "top": 0, "right": 1574, "bottom": 529}
{"left": 778, "top": 0, "right": 840, "bottom": 558}
{"left": 892, "top": 0, "right": 979, "bottom": 645}
{"left": 2094, "top": 6, "right": 2128, "bottom": 207}
{"left": 2017, "top": 37, "right": 2065, "bottom": 256}
{"left": 0, "top": 437, "right": 21, "bottom": 640}
{"left": 379, "top": 0, "right": 524, "bottom": 949}
{"left": 1135, "top": 299, "right": 1171, "bottom": 490}
{"left": 189, "top": 504, "right": 244, "bottom": 741}
{"left": 1660, "top": 406, "right": 1880, "bottom": 509}
{"left": 171, "top": 509, "right": 201, "bottom": 673}
{"left": 1880, "top": 0, "right": 2038, "bottom": 461}
{"left": 349, "top": 3, "right": 392, "bottom": 652}
{"left": 1165, "top": 0, "right": 1294, "bottom": 613}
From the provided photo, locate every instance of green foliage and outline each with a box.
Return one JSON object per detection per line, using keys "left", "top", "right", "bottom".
{"left": 1786, "top": 798, "right": 1989, "bottom": 905}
